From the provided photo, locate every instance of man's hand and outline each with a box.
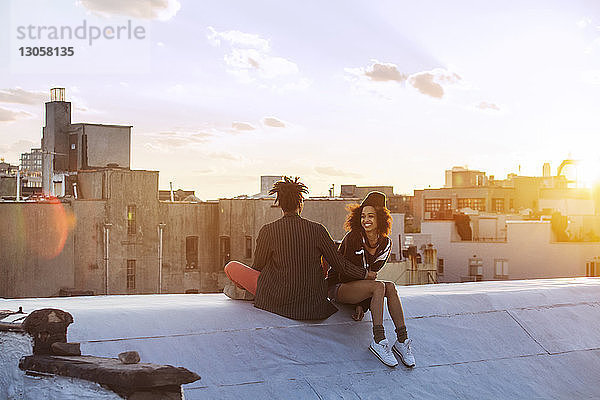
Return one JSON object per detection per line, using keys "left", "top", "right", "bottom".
{"left": 352, "top": 305, "right": 365, "bottom": 321}
{"left": 366, "top": 271, "right": 377, "bottom": 280}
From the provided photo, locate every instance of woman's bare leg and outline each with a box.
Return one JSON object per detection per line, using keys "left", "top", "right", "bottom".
{"left": 383, "top": 281, "right": 406, "bottom": 329}
{"left": 336, "top": 280, "right": 385, "bottom": 326}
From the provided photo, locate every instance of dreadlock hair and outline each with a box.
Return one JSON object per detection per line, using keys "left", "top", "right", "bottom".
{"left": 269, "top": 176, "right": 309, "bottom": 213}
{"left": 344, "top": 203, "right": 392, "bottom": 237}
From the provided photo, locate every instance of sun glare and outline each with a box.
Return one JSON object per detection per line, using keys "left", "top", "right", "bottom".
{"left": 579, "top": 159, "right": 600, "bottom": 189}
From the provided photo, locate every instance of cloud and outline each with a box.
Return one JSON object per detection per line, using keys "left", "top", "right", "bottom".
{"left": 158, "top": 131, "right": 212, "bottom": 139}
{"left": 207, "top": 27, "right": 270, "bottom": 51}
{"left": 0, "top": 88, "right": 46, "bottom": 105}
{"left": 408, "top": 73, "right": 443, "bottom": 98}
{"left": 477, "top": 101, "right": 500, "bottom": 111}
{"left": 0, "top": 107, "right": 32, "bottom": 122}
{"left": 208, "top": 152, "right": 243, "bottom": 161}
{"left": 78, "top": 0, "right": 180, "bottom": 20}
{"left": 232, "top": 122, "right": 255, "bottom": 131}
{"left": 408, "top": 69, "right": 461, "bottom": 99}
{"left": 141, "top": 131, "right": 213, "bottom": 152}
{"left": 192, "top": 168, "right": 214, "bottom": 174}
{"left": 223, "top": 47, "right": 298, "bottom": 80}
{"left": 263, "top": 117, "right": 285, "bottom": 128}
{"left": 345, "top": 63, "right": 463, "bottom": 100}
{"left": 315, "top": 166, "right": 362, "bottom": 178}
{"left": 345, "top": 60, "right": 407, "bottom": 83}
{"left": 167, "top": 84, "right": 186, "bottom": 96}
{"left": 207, "top": 27, "right": 305, "bottom": 89}
{"left": 577, "top": 17, "right": 592, "bottom": 29}
{"left": 581, "top": 70, "right": 600, "bottom": 84}
{"left": 364, "top": 62, "right": 407, "bottom": 82}
{"left": 192, "top": 132, "right": 213, "bottom": 139}
{"left": 0, "top": 139, "right": 38, "bottom": 154}
{"left": 274, "top": 78, "right": 312, "bottom": 93}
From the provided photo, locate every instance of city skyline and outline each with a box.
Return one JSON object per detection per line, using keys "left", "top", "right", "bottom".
{"left": 1, "top": 0, "right": 600, "bottom": 199}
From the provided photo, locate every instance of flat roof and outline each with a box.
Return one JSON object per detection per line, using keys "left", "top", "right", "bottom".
{"left": 71, "top": 123, "right": 133, "bottom": 128}
{"left": 2, "top": 278, "right": 600, "bottom": 398}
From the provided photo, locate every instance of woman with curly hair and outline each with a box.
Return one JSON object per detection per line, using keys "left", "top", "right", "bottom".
{"left": 326, "top": 191, "right": 415, "bottom": 367}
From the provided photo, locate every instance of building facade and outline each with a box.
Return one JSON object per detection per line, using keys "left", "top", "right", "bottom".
{"left": 20, "top": 148, "right": 43, "bottom": 188}
{"left": 421, "top": 219, "right": 600, "bottom": 283}
{"left": 0, "top": 169, "right": 221, "bottom": 298}
{"left": 42, "top": 88, "right": 131, "bottom": 197}
{"left": 414, "top": 165, "right": 596, "bottom": 226}
{"left": 1, "top": 172, "right": 418, "bottom": 298}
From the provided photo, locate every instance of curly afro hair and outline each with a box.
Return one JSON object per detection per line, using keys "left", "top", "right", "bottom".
{"left": 344, "top": 203, "right": 392, "bottom": 237}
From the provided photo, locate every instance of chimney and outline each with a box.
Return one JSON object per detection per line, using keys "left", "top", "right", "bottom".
{"left": 50, "top": 88, "right": 65, "bottom": 102}
{"left": 543, "top": 163, "right": 551, "bottom": 177}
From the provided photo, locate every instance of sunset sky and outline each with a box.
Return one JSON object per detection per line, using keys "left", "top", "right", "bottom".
{"left": 1, "top": 0, "right": 600, "bottom": 199}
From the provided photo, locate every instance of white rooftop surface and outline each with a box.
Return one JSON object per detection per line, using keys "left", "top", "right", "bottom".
{"left": 3, "top": 278, "right": 600, "bottom": 399}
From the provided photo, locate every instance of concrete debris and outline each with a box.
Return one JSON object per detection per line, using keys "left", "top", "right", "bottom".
{"left": 118, "top": 351, "right": 140, "bottom": 364}
{"left": 22, "top": 308, "right": 73, "bottom": 355}
{"left": 51, "top": 342, "right": 81, "bottom": 356}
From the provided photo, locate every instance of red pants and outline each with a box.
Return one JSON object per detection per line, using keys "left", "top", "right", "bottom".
{"left": 224, "top": 261, "right": 260, "bottom": 295}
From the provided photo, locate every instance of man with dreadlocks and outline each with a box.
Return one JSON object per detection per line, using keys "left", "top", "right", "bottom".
{"left": 225, "top": 176, "right": 375, "bottom": 320}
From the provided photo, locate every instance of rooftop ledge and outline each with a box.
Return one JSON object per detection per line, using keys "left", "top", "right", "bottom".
{"left": 2, "top": 277, "right": 600, "bottom": 399}
{"left": 19, "top": 355, "right": 199, "bottom": 398}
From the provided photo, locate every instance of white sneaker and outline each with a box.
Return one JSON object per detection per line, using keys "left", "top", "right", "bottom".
{"left": 393, "top": 338, "right": 416, "bottom": 367}
{"left": 369, "top": 339, "right": 398, "bottom": 367}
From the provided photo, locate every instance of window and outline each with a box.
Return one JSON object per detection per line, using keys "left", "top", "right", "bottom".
{"left": 127, "top": 260, "right": 136, "bottom": 290}
{"left": 469, "top": 257, "right": 483, "bottom": 278}
{"left": 186, "top": 236, "right": 199, "bottom": 268}
{"left": 494, "top": 259, "right": 508, "bottom": 279}
{"left": 492, "top": 198, "right": 505, "bottom": 213}
{"left": 245, "top": 236, "right": 252, "bottom": 259}
{"left": 127, "top": 205, "right": 136, "bottom": 235}
{"left": 509, "top": 199, "right": 514, "bottom": 210}
{"left": 438, "top": 258, "right": 444, "bottom": 274}
{"left": 458, "top": 198, "right": 485, "bottom": 211}
{"left": 424, "top": 198, "right": 452, "bottom": 219}
{"left": 220, "top": 236, "right": 231, "bottom": 268}
{"left": 424, "top": 198, "right": 452, "bottom": 212}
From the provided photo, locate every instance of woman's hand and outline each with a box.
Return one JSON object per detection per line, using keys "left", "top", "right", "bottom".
{"left": 352, "top": 305, "right": 365, "bottom": 321}
{"left": 366, "top": 271, "right": 377, "bottom": 280}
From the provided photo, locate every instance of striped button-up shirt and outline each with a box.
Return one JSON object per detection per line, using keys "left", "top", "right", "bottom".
{"left": 253, "top": 213, "right": 367, "bottom": 320}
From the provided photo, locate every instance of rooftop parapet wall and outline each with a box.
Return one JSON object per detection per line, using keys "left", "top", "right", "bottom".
{"left": 1, "top": 278, "right": 600, "bottom": 399}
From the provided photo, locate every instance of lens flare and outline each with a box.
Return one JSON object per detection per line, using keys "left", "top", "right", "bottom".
{"left": 580, "top": 158, "right": 600, "bottom": 189}
{"left": 25, "top": 197, "right": 76, "bottom": 260}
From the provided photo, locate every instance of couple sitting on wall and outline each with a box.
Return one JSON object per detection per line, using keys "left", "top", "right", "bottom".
{"left": 224, "top": 177, "right": 415, "bottom": 368}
